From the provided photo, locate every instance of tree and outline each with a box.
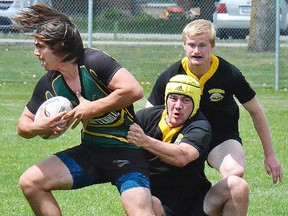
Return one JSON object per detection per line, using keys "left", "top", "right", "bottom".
{"left": 248, "top": 0, "right": 276, "bottom": 52}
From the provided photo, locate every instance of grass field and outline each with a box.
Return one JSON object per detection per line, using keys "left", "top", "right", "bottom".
{"left": 0, "top": 43, "right": 288, "bottom": 215}
{"left": 1, "top": 43, "right": 288, "bottom": 88}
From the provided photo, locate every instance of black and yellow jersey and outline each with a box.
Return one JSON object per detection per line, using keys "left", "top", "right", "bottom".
{"left": 26, "top": 48, "right": 137, "bottom": 148}
{"left": 136, "top": 105, "right": 211, "bottom": 175}
{"left": 148, "top": 54, "right": 256, "bottom": 149}
{"left": 136, "top": 106, "right": 212, "bottom": 216}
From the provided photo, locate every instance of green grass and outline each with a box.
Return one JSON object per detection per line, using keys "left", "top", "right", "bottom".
{"left": 0, "top": 43, "right": 288, "bottom": 215}
{"left": 1, "top": 43, "right": 288, "bottom": 89}
{"left": 1, "top": 83, "right": 288, "bottom": 215}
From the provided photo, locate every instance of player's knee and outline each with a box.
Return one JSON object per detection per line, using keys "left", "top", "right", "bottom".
{"left": 19, "top": 169, "right": 41, "bottom": 196}
{"left": 228, "top": 175, "right": 249, "bottom": 199}
{"left": 121, "top": 188, "right": 154, "bottom": 215}
{"left": 152, "top": 196, "right": 165, "bottom": 216}
{"left": 221, "top": 164, "right": 245, "bottom": 178}
{"left": 19, "top": 173, "right": 33, "bottom": 194}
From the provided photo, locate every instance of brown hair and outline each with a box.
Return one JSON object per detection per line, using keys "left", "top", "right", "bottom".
{"left": 13, "top": 4, "right": 83, "bottom": 63}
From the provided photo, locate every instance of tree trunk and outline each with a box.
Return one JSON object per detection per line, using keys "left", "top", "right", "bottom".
{"left": 248, "top": 0, "right": 276, "bottom": 52}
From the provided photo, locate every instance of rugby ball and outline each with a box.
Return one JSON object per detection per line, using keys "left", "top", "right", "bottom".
{"left": 34, "top": 96, "right": 73, "bottom": 139}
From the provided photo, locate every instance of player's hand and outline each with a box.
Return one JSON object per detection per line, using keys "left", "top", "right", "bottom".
{"left": 64, "top": 91, "right": 92, "bottom": 129}
{"left": 127, "top": 123, "right": 147, "bottom": 147}
{"left": 264, "top": 154, "right": 283, "bottom": 184}
{"left": 34, "top": 105, "right": 69, "bottom": 136}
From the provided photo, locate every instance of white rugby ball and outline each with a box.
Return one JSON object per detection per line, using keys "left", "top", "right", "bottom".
{"left": 34, "top": 96, "right": 73, "bottom": 139}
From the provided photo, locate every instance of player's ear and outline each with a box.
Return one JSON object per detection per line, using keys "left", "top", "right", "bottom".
{"left": 183, "top": 43, "right": 186, "bottom": 50}
{"left": 211, "top": 44, "right": 215, "bottom": 52}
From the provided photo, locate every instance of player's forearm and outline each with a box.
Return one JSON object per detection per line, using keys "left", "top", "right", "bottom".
{"left": 16, "top": 110, "right": 40, "bottom": 139}
{"left": 16, "top": 122, "right": 39, "bottom": 139}
{"left": 89, "top": 88, "right": 143, "bottom": 117}
{"left": 252, "top": 112, "right": 275, "bottom": 157}
{"left": 144, "top": 136, "right": 192, "bottom": 167}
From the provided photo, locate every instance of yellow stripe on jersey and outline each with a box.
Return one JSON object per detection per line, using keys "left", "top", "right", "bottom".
{"left": 158, "top": 110, "right": 183, "bottom": 143}
{"left": 181, "top": 54, "right": 219, "bottom": 91}
{"left": 83, "top": 129, "right": 129, "bottom": 143}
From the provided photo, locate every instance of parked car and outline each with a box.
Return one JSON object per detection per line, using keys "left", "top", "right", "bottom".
{"left": 213, "top": 0, "right": 288, "bottom": 39}
{"left": 140, "top": 0, "right": 183, "bottom": 19}
{"left": 0, "top": 0, "right": 51, "bottom": 32}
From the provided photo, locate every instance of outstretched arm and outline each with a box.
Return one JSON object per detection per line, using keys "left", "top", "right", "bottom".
{"left": 243, "top": 96, "right": 283, "bottom": 183}
{"left": 127, "top": 123, "right": 199, "bottom": 167}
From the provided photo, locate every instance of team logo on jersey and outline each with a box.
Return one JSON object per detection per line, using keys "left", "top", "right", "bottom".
{"left": 87, "top": 109, "right": 130, "bottom": 127}
{"left": 208, "top": 88, "right": 225, "bottom": 102}
{"left": 174, "top": 133, "right": 184, "bottom": 145}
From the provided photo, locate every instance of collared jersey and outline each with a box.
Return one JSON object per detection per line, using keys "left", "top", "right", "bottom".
{"left": 136, "top": 105, "right": 212, "bottom": 215}
{"left": 148, "top": 55, "right": 256, "bottom": 149}
{"left": 26, "top": 48, "right": 137, "bottom": 148}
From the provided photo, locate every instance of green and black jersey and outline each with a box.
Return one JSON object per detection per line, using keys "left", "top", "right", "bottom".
{"left": 26, "top": 48, "right": 137, "bottom": 148}
{"left": 148, "top": 55, "right": 256, "bottom": 150}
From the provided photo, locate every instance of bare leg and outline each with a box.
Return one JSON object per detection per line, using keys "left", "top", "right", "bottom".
{"left": 121, "top": 187, "right": 156, "bottom": 216}
{"left": 19, "top": 155, "right": 73, "bottom": 216}
{"left": 203, "top": 176, "right": 249, "bottom": 216}
{"left": 207, "top": 139, "right": 246, "bottom": 178}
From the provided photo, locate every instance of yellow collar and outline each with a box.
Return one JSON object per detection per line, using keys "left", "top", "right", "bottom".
{"left": 181, "top": 54, "right": 219, "bottom": 91}
{"left": 158, "top": 110, "right": 183, "bottom": 143}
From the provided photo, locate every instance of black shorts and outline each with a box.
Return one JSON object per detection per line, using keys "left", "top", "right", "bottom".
{"left": 55, "top": 144, "right": 150, "bottom": 193}
{"left": 151, "top": 173, "right": 211, "bottom": 216}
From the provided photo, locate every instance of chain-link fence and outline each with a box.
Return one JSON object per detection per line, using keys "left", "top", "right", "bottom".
{"left": 0, "top": 0, "right": 287, "bottom": 89}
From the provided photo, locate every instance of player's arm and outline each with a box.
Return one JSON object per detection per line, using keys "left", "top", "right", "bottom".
{"left": 127, "top": 123, "right": 199, "bottom": 167}
{"left": 105, "top": 67, "right": 143, "bottom": 110}
{"left": 243, "top": 96, "right": 283, "bottom": 183}
{"left": 16, "top": 107, "right": 68, "bottom": 139}
{"left": 65, "top": 68, "right": 143, "bottom": 129}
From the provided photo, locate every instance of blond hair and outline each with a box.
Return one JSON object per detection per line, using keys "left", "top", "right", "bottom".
{"left": 182, "top": 19, "right": 216, "bottom": 47}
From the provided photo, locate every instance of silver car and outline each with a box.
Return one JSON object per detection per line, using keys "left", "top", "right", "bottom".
{"left": 0, "top": 0, "right": 51, "bottom": 32}
{"left": 213, "top": 0, "right": 288, "bottom": 39}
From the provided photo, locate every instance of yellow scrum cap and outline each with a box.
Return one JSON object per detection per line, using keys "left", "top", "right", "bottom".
{"left": 165, "top": 74, "right": 202, "bottom": 118}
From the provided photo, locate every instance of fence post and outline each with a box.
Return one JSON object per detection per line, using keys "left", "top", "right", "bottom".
{"left": 275, "top": 0, "right": 280, "bottom": 90}
{"left": 88, "top": 0, "right": 93, "bottom": 48}
{"left": 114, "top": 21, "right": 119, "bottom": 39}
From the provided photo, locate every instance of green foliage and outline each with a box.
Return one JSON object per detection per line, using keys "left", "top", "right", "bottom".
{"left": 72, "top": 12, "right": 189, "bottom": 34}
{"left": 100, "top": 8, "right": 127, "bottom": 20}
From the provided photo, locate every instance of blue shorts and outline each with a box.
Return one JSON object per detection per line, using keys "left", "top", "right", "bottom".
{"left": 55, "top": 145, "right": 150, "bottom": 194}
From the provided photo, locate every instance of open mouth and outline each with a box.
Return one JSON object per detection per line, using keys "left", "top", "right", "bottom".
{"left": 192, "top": 55, "right": 202, "bottom": 59}
{"left": 39, "top": 59, "right": 45, "bottom": 66}
{"left": 173, "top": 112, "right": 180, "bottom": 118}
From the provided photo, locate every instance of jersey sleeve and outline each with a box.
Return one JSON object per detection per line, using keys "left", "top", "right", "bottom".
{"left": 83, "top": 48, "right": 122, "bottom": 85}
{"left": 136, "top": 106, "right": 163, "bottom": 130}
{"left": 180, "top": 116, "right": 212, "bottom": 157}
{"left": 25, "top": 74, "right": 55, "bottom": 115}
{"left": 229, "top": 64, "right": 256, "bottom": 104}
